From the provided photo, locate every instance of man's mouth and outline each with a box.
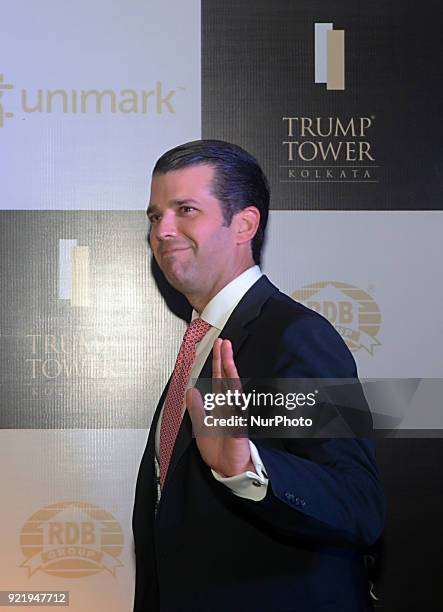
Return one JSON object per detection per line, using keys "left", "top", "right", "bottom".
{"left": 160, "top": 246, "right": 191, "bottom": 257}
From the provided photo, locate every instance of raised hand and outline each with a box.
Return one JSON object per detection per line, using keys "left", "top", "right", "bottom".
{"left": 186, "top": 338, "right": 254, "bottom": 477}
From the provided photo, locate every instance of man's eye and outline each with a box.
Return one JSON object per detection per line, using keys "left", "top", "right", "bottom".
{"left": 148, "top": 214, "right": 160, "bottom": 224}
{"left": 180, "top": 206, "right": 195, "bottom": 214}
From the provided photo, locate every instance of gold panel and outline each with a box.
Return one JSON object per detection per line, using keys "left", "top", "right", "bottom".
{"left": 327, "top": 30, "right": 345, "bottom": 90}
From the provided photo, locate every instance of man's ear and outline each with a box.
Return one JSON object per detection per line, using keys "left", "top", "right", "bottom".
{"left": 234, "top": 206, "right": 260, "bottom": 245}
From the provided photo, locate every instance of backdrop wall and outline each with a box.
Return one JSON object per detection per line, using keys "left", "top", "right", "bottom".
{"left": 1, "top": 1, "right": 441, "bottom": 610}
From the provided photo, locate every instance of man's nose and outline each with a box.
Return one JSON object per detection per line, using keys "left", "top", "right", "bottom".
{"left": 153, "top": 211, "right": 178, "bottom": 240}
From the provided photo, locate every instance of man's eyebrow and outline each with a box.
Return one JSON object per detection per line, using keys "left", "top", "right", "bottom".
{"left": 173, "top": 198, "right": 200, "bottom": 205}
{"left": 147, "top": 198, "right": 200, "bottom": 215}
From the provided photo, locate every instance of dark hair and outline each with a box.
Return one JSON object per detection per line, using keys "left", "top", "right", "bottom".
{"left": 153, "top": 139, "right": 270, "bottom": 265}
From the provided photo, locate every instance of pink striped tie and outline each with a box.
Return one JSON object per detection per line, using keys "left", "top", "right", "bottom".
{"left": 159, "top": 318, "right": 212, "bottom": 488}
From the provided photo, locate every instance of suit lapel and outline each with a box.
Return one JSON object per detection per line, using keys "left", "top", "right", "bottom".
{"left": 162, "top": 276, "right": 278, "bottom": 490}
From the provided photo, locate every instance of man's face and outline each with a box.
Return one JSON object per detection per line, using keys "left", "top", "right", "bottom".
{"left": 147, "top": 164, "right": 239, "bottom": 302}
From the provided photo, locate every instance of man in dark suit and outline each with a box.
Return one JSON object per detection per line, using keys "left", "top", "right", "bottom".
{"left": 133, "top": 140, "right": 384, "bottom": 612}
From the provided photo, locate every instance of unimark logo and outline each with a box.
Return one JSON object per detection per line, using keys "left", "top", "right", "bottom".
{"left": 0, "top": 73, "right": 14, "bottom": 128}
{"left": 0, "top": 72, "right": 180, "bottom": 130}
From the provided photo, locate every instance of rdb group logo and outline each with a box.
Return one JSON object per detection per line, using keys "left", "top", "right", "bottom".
{"left": 20, "top": 502, "right": 124, "bottom": 579}
{"left": 292, "top": 281, "right": 382, "bottom": 355}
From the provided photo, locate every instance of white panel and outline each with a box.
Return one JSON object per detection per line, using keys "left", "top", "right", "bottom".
{"left": 0, "top": 0, "right": 201, "bottom": 209}
{"left": 314, "top": 23, "right": 333, "bottom": 83}
{"left": 263, "top": 211, "right": 443, "bottom": 378}
{"left": 0, "top": 430, "right": 148, "bottom": 611}
{"left": 58, "top": 239, "right": 77, "bottom": 299}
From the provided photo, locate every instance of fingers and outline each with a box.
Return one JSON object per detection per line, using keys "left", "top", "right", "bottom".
{"left": 212, "top": 337, "right": 223, "bottom": 379}
{"left": 186, "top": 386, "right": 204, "bottom": 415}
{"left": 186, "top": 387, "right": 205, "bottom": 434}
{"left": 213, "top": 338, "right": 238, "bottom": 378}
{"left": 220, "top": 339, "right": 239, "bottom": 379}
{"left": 212, "top": 338, "right": 241, "bottom": 397}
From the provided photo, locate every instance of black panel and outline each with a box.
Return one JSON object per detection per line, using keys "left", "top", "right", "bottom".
{"left": 0, "top": 211, "right": 188, "bottom": 428}
{"left": 202, "top": 0, "right": 442, "bottom": 209}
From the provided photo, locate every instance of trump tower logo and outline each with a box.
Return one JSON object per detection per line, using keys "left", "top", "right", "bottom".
{"left": 292, "top": 281, "right": 382, "bottom": 355}
{"left": 314, "top": 23, "right": 345, "bottom": 90}
{"left": 20, "top": 502, "right": 124, "bottom": 578}
{"left": 58, "top": 239, "right": 90, "bottom": 307}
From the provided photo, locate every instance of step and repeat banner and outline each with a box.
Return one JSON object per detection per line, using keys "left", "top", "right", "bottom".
{"left": 1, "top": 1, "right": 442, "bottom": 610}
{"left": 1, "top": 0, "right": 199, "bottom": 610}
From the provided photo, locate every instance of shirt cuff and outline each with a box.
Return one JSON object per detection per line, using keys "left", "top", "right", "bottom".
{"left": 211, "top": 440, "right": 268, "bottom": 501}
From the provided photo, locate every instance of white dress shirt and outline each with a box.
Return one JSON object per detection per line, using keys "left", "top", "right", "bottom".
{"left": 155, "top": 265, "right": 268, "bottom": 502}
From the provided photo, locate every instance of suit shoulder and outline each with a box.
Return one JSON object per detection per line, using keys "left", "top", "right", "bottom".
{"left": 252, "top": 289, "right": 358, "bottom": 377}
{"left": 261, "top": 289, "right": 336, "bottom": 331}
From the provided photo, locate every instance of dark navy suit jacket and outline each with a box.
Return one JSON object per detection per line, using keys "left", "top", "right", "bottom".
{"left": 133, "top": 276, "right": 385, "bottom": 612}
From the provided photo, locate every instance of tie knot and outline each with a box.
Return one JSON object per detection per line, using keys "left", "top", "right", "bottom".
{"left": 185, "top": 318, "right": 212, "bottom": 345}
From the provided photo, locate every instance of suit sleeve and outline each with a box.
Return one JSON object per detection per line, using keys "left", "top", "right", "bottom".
{"left": 236, "top": 313, "right": 385, "bottom": 549}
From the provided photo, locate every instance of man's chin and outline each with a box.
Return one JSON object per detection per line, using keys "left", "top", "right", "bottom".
{"left": 162, "top": 268, "right": 192, "bottom": 294}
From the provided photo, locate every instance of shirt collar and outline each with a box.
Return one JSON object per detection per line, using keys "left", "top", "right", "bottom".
{"left": 192, "top": 265, "right": 262, "bottom": 331}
